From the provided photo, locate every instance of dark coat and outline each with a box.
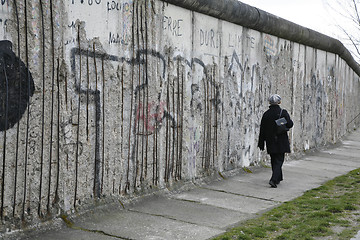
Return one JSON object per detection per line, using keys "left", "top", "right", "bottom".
{"left": 258, "top": 105, "right": 294, "bottom": 154}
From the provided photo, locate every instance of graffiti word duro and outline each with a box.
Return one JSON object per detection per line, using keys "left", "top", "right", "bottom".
{"left": 200, "top": 29, "right": 220, "bottom": 48}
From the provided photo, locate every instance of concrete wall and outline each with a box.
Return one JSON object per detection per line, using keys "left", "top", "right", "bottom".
{"left": 0, "top": 0, "right": 359, "bottom": 230}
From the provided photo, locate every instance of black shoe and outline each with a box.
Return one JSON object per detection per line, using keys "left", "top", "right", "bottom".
{"left": 269, "top": 180, "right": 277, "bottom": 188}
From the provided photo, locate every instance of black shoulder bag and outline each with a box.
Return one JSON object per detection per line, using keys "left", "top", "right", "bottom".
{"left": 275, "top": 108, "right": 289, "bottom": 135}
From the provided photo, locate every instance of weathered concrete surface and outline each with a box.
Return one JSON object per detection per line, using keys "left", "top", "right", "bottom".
{"left": 3, "top": 128, "right": 360, "bottom": 240}
{"left": 1, "top": 0, "right": 360, "bottom": 231}
{"left": 174, "top": 188, "right": 279, "bottom": 214}
{"left": 128, "top": 196, "right": 252, "bottom": 229}
{"left": 162, "top": 0, "right": 360, "bottom": 76}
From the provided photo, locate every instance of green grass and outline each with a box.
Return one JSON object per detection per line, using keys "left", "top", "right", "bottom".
{"left": 213, "top": 169, "right": 360, "bottom": 240}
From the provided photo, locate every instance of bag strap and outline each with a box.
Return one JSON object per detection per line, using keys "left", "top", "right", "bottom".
{"left": 278, "top": 108, "right": 283, "bottom": 119}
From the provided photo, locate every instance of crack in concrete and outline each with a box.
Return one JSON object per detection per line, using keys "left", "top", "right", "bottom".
{"left": 61, "top": 214, "right": 135, "bottom": 240}
{"left": 198, "top": 186, "right": 282, "bottom": 203}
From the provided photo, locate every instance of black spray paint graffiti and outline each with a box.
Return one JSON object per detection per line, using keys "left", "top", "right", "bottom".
{"left": 226, "top": 50, "right": 258, "bottom": 170}
{"left": 228, "top": 50, "right": 258, "bottom": 99}
{"left": 305, "top": 74, "right": 327, "bottom": 145}
{"left": 71, "top": 47, "right": 166, "bottom": 78}
{"left": 173, "top": 55, "right": 221, "bottom": 110}
{"left": 70, "top": 47, "right": 167, "bottom": 196}
{"left": 173, "top": 55, "right": 221, "bottom": 170}
{"left": 0, "top": 40, "right": 35, "bottom": 132}
{"left": 71, "top": 45, "right": 223, "bottom": 190}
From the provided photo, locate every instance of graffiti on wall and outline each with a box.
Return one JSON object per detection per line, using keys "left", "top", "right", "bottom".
{"left": 68, "top": 0, "right": 135, "bottom": 47}
{"left": 199, "top": 28, "right": 220, "bottom": 49}
{"left": 108, "top": 0, "right": 134, "bottom": 45}
{"left": 0, "top": 40, "right": 35, "bottom": 131}
{"left": 162, "top": 15, "right": 183, "bottom": 37}
{"left": 0, "top": 0, "right": 357, "bottom": 230}
{"left": 70, "top": 44, "right": 169, "bottom": 195}
{"left": 227, "top": 33, "right": 255, "bottom": 50}
{"left": 264, "top": 34, "right": 276, "bottom": 56}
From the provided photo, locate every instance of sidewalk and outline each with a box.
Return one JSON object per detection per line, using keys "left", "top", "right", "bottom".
{"left": 4, "top": 129, "right": 360, "bottom": 240}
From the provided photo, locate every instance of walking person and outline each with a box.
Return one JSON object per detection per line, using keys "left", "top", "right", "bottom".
{"left": 258, "top": 94, "right": 293, "bottom": 188}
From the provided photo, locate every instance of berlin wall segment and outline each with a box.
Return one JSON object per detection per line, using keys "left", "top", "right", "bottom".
{"left": 0, "top": 0, "right": 359, "bottom": 232}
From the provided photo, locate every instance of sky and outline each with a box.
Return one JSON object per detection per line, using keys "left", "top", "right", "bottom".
{"left": 239, "top": 0, "right": 336, "bottom": 37}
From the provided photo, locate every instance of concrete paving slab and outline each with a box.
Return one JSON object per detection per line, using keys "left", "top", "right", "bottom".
{"left": 324, "top": 148, "right": 360, "bottom": 158}
{"left": 128, "top": 195, "right": 252, "bottom": 229}
{"left": 283, "top": 166, "right": 333, "bottom": 182}
{"left": 344, "top": 134, "right": 360, "bottom": 142}
{"left": 314, "top": 157, "right": 360, "bottom": 168}
{"left": 204, "top": 176, "right": 318, "bottom": 203}
{"left": 342, "top": 141, "right": 360, "bottom": 149}
{"left": 284, "top": 160, "right": 352, "bottom": 180}
{"left": 334, "top": 143, "right": 360, "bottom": 150}
{"left": 174, "top": 188, "right": 279, "bottom": 214}
{"left": 73, "top": 207, "right": 223, "bottom": 240}
{"left": 225, "top": 161, "right": 332, "bottom": 189}
{"left": 229, "top": 168, "right": 272, "bottom": 183}
{"left": 206, "top": 159, "right": 339, "bottom": 201}
{"left": 307, "top": 153, "right": 359, "bottom": 166}
{"left": 344, "top": 137, "right": 360, "bottom": 143}
{"left": 11, "top": 227, "right": 115, "bottom": 240}
{"left": 288, "top": 156, "right": 356, "bottom": 174}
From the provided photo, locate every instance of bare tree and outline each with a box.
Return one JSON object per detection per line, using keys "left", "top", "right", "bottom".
{"left": 324, "top": 0, "right": 360, "bottom": 62}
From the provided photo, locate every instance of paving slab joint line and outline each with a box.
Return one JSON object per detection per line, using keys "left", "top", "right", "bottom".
{"left": 171, "top": 198, "right": 201, "bottom": 204}
{"left": 300, "top": 158, "right": 360, "bottom": 167}
{"left": 300, "top": 157, "right": 357, "bottom": 164}
{"left": 198, "top": 186, "right": 282, "bottom": 203}
{"left": 169, "top": 197, "right": 252, "bottom": 212}
{"left": 60, "top": 214, "right": 134, "bottom": 240}
{"left": 127, "top": 208, "right": 223, "bottom": 230}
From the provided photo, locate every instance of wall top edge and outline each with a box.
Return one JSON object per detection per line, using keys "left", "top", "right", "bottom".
{"left": 161, "top": 0, "right": 360, "bottom": 77}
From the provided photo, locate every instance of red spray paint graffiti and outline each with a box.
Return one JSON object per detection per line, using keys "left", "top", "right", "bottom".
{"left": 135, "top": 101, "right": 167, "bottom": 133}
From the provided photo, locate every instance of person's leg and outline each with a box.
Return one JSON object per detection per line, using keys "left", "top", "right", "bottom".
{"left": 276, "top": 153, "right": 285, "bottom": 184}
{"left": 269, "top": 153, "right": 285, "bottom": 187}
{"left": 269, "top": 153, "right": 278, "bottom": 187}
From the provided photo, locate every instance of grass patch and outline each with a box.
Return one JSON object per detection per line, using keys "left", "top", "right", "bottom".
{"left": 213, "top": 169, "right": 360, "bottom": 240}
